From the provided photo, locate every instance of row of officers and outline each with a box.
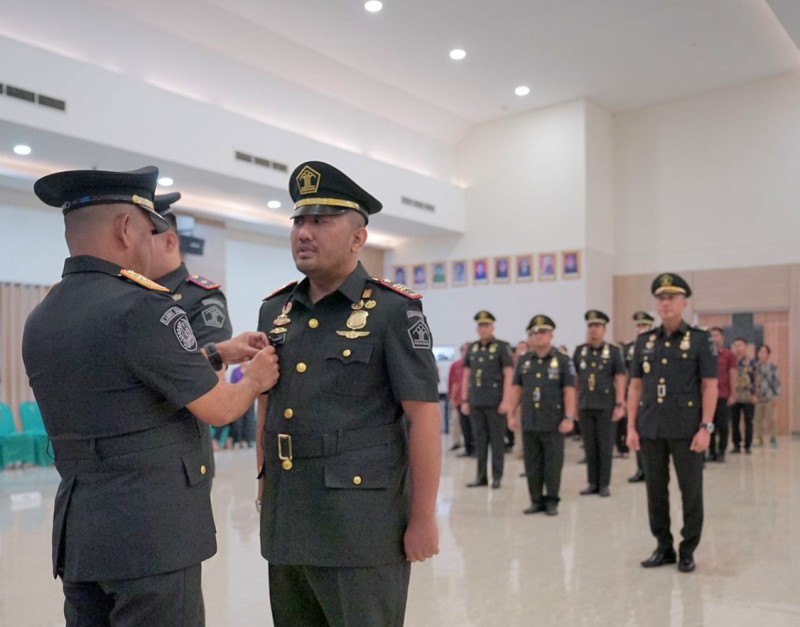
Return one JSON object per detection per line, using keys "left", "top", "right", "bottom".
{"left": 462, "top": 271, "right": 718, "bottom": 573}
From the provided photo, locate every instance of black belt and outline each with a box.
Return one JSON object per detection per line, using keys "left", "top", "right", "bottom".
{"left": 266, "top": 421, "right": 406, "bottom": 460}
{"left": 51, "top": 420, "right": 199, "bottom": 460}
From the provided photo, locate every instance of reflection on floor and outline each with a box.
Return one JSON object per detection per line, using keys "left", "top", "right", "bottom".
{"left": 1, "top": 436, "right": 799, "bottom": 626}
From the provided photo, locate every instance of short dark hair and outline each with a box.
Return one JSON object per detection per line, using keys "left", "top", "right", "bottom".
{"left": 758, "top": 344, "right": 772, "bottom": 355}
{"left": 732, "top": 337, "right": 748, "bottom": 345}
{"left": 710, "top": 327, "right": 724, "bottom": 335}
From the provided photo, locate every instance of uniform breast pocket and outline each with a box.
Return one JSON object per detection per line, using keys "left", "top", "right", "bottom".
{"left": 325, "top": 341, "right": 374, "bottom": 396}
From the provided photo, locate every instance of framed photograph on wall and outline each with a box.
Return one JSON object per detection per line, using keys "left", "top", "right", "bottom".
{"left": 431, "top": 261, "right": 447, "bottom": 288}
{"left": 392, "top": 265, "right": 408, "bottom": 286}
{"left": 515, "top": 254, "right": 534, "bottom": 283}
{"left": 562, "top": 250, "right": 581, "bottom": 279}
{"left": 412, "top": 264, "right": 427, "bottom": 289}
{"left": 539, "top": 253, "right": 557, "bottom": 281}
{"left": 452, "top": 260, "right": 467, "bottom": 287}
{"left": 473, "top": 258, "right": 489, "bottom": 285}
{"left": 494, "top": 256, "right": 511, "bottom": 284}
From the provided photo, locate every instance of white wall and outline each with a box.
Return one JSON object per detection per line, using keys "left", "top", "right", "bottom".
{"left": 615, "top": 71, "right": 800, "bottom": 275}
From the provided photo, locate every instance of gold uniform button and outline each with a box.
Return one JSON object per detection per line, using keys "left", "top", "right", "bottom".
{"left": 284, "top": 408, "right": 294, "bottom": 419}
{"left": 688, "top": 401, "right": 694, "bottom": 407}
{"left": 296, "top": 362, "right": 307, "bottom": 373}
{"left": 308, "top": 318, "right": 319, "bottom": 329}
{"left": 534, "top": 402, "right": 540, "bottom": 409}
{"left": 659, "top": 378, "right": 666, "bottom": 383}
{"left": 200, "top": 465, "right": 207, "bottom": 475}
{"left": 657, "top": 398, "right": 664, "bottom": 404}
{"left": 665, "top": 342, "right": 671, "bottom": 348}
{"left": 282, "top": 460, "right": 293, "bottom": 471}
{"left": 352, "top": 476, "right": 362, "bottom": 486}
{"left": 343, "top": 349, "right": 352, "bottom": 357}
{"left": 661, "top": 358, "right": 668, "bottom": 365}
{"left": 535, "top": 372, "right": 542, "bottom": 379}
{"left": 682, "top": 353, "right": 688, "bottom": 359}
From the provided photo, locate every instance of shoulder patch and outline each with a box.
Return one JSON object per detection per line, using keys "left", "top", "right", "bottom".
{"left": 263, "top": 280, "right": 298, "bottom": 301}
{"left": 186, "top": 274, "right": 221, "bottom": 290}
{"left": 119, "top": 269, "right": 170, "bottom": 292}
{"left": 369, "top": 277, "right": 422, "bottom": 300}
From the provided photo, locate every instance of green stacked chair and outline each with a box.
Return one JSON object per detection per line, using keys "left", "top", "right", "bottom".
{"left": 19, "top": 401, "right": 53, "bottom": 466}
{"left": 0, "top": 402, "right": 37, "bottom": 468}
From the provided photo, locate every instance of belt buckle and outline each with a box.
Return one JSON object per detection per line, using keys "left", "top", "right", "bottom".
{"left": 277, "top": 434, "right": 293, "bottom": 471}
{"left": 657, "top": 384, "right": 666, "bottom": 398}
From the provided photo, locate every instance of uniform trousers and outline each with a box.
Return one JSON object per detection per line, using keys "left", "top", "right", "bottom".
{"left": 63, "top": 563, "right": 204, "bottom": 627}
{"left": 522, "top": 431, "right": 564, "bottom": 503}
{"left": 458, "top": 408, "right": 474, "bottom": 453}
{"left": 616, "top": 419, "right": 629, "bottom": 455}
{"left": 470, "top": 405, "right": 506, "bottom": 481}
{"left": 708, "top": 398, "right": 730, "bottom": 458}
{"left": 268, "top": 561, "right": 411, "bottom": 627}
{"left": 640, "top": 438, "right": 704, "bottom": 557}
{"left": 579, "top": 408, "right": 615, "bottom": 488}
{"left": 730, "top": 402, "right": 754, "bottom": 450}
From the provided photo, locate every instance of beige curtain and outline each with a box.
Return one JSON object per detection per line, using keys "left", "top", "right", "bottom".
{"left": 0, "top": 282, "right": 51, "bottom": 429}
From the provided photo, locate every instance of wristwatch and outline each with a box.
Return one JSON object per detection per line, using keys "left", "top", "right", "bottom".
{"left": 203, "top": 342, "right": 224, "bottom": 371}
{"left": 700, "top": 422, "right": 715, "bottom": 434}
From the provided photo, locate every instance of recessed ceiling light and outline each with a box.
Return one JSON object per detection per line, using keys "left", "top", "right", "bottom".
{"left": 514, "top": 85, "right": 530, "bottom": 97}
{"left": 267, "top": 200, "right": 282, "bottom": 209}
{"left": 364, "top": 1, "right": 383, "bottom": 12}
{"left": 13, "top": 144, "right": 32, "bottom": 155}
{"left": 449, "top": 48, "right": 466, "bottom": 61}
{"left": 158, "top": 177, "right": 174, "bottom": 187}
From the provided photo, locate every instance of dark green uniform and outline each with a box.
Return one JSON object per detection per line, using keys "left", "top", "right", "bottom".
{"left": 514, "top": 348, "right": 575, "bottom": 506}
{"left": 257, "top": 263, "right": 438, "bottom": 626}
{"left": 573, "top": 342, "right": 626, "bottom": 490}
{"left": 630, "top": 320, "right": 717, "bottom": 557}
{"left": 624, "top": 340, "right": 645, "bottom": 477}
{"left": 22, "top": 255, "right": 219, "bottom": 624}
{"left": 156, "top": 263, "right": 233, "bottom": 477}
{"left": 465, "top": 338, "right": 513, "bottom": 484}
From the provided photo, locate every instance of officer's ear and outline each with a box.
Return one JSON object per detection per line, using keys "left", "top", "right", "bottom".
{"left": 162, "top": 230, "right": 180, "bottom": 253}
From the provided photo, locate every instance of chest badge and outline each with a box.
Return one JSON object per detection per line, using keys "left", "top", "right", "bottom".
{"left": 337, "top": 309, "right": 371, "bottom": 339}
{"left": 273, "top": 301, "right": 293, "bottom": 326}
{"left": 643, "top": 361, "right": 651, "bottom": 374}
{"left": 680, "top": 332, "right": 691, "bottom": 351}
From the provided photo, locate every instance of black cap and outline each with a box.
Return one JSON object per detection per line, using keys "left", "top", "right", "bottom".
{"left": 527, "top": 315, "right": 556, "bottom": 332}
{"left": 289, "top": 161, "right": 382, "bottom": 225}
{"left": 154, "top": 192, "right": 182, "bottom": 214}
{"left": 34, "top": 166, "right": 169, "bottom": 234}
{"left": 585, "top": 310, "right": 610, "bottom": 325}
{"left": 651, "top": 273, "right": 692, "bottom": 298}
{"left": 632, "top": 311, "right": 655, "bottom": 324}
{"left": 474, "top": 310, "right": 496, "bottom": 324}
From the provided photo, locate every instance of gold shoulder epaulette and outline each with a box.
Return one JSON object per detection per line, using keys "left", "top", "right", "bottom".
{"left": 119, "top": 269, "right": 170, "bottom": 292}
{"left": 263, "top": 281, "right": 298, "bottom": 301}
{"left": 369, "top": 277, "right": 422, "bottom": 300}
{"left": 186, "top": 274, "right": 221, "bottom": 290}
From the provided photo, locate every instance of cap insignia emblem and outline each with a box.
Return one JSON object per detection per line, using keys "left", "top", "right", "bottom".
{"left": 296, "top": 165, "right": 321, "bottom": 195}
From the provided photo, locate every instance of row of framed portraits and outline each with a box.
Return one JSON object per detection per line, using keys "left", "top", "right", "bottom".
{"left": 392, "top": 251, "right": 581, "bottom": 289}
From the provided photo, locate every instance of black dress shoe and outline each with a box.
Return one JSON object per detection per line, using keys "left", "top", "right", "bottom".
{"left": 678, "top": 555, "right": 696, "bottom": 573}
{"left": 731, "top": 447, "right": 741, "bottom": 454}
{"left": 578, "top": 457, "right": 587, "bottom": 464}
{"left": 519, "top": 471, "right": 527, "bottom": 477}
{"left": 717, "top": 453, "right": 725, "bottom": 463}
{"left": 449, "top": 443, "right": 462, "bottom": 451}
{"left": 524, "top": 503, "right": 546, "bottom": 515}
{"left": 628, "top": 470, "right": 645, "bottom": 483}
{"left": 491, "top": 478, "right": 502, "bottom": 489}
{"left": 456, "top": 451, "right": 472, "bottom": 458}
{"left": 545, "top": 501, "right": 559, "bottom": 516}
{"left": 641, "top": 547, "right": 677, "bottom": 568}
{"left": 598, "top": 486, "right": 610, "bottom": 497}
{"left": 466, "top": 480, "right": 488, "bottom": 488}
{"left": 580, "top": 485, "right": 599, "bottom": 495}
{"left": 745, "top": 448, "right": 752, "bottom": 455}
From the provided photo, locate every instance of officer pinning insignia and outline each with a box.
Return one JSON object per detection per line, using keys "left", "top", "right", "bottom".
{"left": 187, "top": 275, "right": 221, "bottom": 290}
{"left": 202, "top": 305, "right": 226, "bottom": 328}
{"left": 119, "top": 269, "right": 170, "bottom": 292}
{"left": 407, "top": 310, "right": 432, "bottom": 349}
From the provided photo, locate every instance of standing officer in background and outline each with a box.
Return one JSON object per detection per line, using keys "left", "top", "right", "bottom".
{"left": 461, "top": 311, "right": 514, "bottom": 489}
{"left": 256, "top": 161, "right": 440, "bottom": 627}
{"left": 23, "top": 166, "right": 279, "bottom": 625}
{"left": 627, "top": 273, "right": 718, "bottom": 573}
{"left": 626, "top": 311, "right": 655, "bottom": 483}
{"left": 508, "top": 315, "right": 576, "bottom": 516}
{"left": 150, "top": 192, "right": 234, "bottom": 481}
{"left": 573, "top": 310, "right": 626, "bottom": 497}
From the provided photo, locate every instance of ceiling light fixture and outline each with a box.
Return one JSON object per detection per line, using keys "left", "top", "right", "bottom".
{"left": 449, "top": 48, "right": 466, "bottom": 61}
{"left": 514, "top": 85, "right": 530, "bottom": 96}
{"left": 13, "top": 144, "right": 32, "bottom": 155}
{"left": 158, "top": 176, "right": 174, "bottom": 187}
{"left": 364, "top": 1, "right": 383, "bottom": 13}
{"left": 267, "top": 200, "right": 282, "bottom": 209}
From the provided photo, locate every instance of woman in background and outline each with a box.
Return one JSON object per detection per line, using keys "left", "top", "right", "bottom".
{"left": 754, "top": 345, "right": 781, "bottom": 449}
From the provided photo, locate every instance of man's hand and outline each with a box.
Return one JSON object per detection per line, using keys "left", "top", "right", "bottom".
{"left": 612, "top": 405, "right": 625, "bottom": 422}
{"left": 216, "top": 332, "right": 270, "bottom": 364}
{"left": 460, "top": 401, "right": 470, "bottom": 416}
{"left": 627, "top": 429, "right": 640, "bottom": 452}
{"left": 690, "top": 428, "right": 711, "bottom": 453}
{"left": 727, "top": 396, "right": 735, "bottom": 407}
{"left": 558, "top": 418, "right": 573, "bottom": 434}
{"left": 404, "top": 515, "right": 439, "bottom": 563}
{"left": 508, "top": 414, "right": 520, "bottom": 431}
{"left": 497, "top": 400, "right": 510, "bottom": 415}
{"left": 242, "top": 346, "right": 280, "bottom": 392}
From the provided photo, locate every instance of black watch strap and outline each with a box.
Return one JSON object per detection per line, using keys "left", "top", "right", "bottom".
{"left": 204, "top": 342, "right": 224, "bottom": 371}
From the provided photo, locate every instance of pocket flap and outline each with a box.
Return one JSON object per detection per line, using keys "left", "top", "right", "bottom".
{"left": 182, "top": 448, "right": 211, "bottom": 486}
{"left": 325, "top": 342, "right": 373, "bottom": 365}
{"left": 324, "top": 460, "right": 389, "bottom": 490}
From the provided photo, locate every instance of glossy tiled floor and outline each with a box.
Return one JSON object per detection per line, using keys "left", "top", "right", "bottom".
{"left": 2, "top": 436, "right": 800, "bottom": 626}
